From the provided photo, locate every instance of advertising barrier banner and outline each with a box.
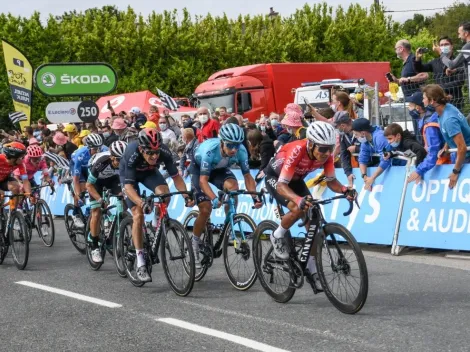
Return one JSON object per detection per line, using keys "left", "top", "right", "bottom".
{"left": 398, "top": 165, "right": 470, "bottom": 250}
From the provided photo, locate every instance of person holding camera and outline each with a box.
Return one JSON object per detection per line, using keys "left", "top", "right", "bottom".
{"left": 438, "top": 22, "right": 470, "bottom": 70}
{"left": 390, "top": 39, "right": 429, "bottom": 98}
{"left": 414, "top": 37, "right": 465, "bottom": 110}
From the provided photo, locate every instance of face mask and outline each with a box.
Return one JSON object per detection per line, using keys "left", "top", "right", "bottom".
{"left": 331, "top": 104, "right": 337, "bottom": 112}
{"left": 287, "top": 127, "right": 294, "bottom": 134}
{"left": 260, "top": 125, "right": 266, "bottom": 132}
{"left": 409, "top": 109, "right": 421, "bottom": 120}
{"left": 357, "top": 136, "right": 367, "bottom": 143}
{"left": 336, "top": 129, "right": 345, "bottom": 136}
{"left": 425, "top": 105, "right": 436, "bottom": 113}
{"left": 390, "top": 141, "right": 400, "bottom": 148}
{"left": 440, "top": 45, "right": 451, "bottom": 55}
{"left": 159, "top": 123, "right": 167, "bottom": 131}
{"left": 271, "top": 119, "right": 279, "bottom": 127}
{"left": 199, "top": 114, "right": 209, "bottom": 124}
{"left": 103, "top": 131, "right": 111, "bottom": 138}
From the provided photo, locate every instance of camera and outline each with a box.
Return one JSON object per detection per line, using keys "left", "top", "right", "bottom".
{"left": 418, "top": 47, "right": 429, "bottom": 54}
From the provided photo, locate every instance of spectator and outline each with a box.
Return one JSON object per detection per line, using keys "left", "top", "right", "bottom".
{"left": 352, "top": 118, "right": 395, "bottom": 191}
{"left": 247, "top": 129, "right": 275, "bottom": 182}
{"left": 414, "top": 36, "right": 465, "bottom": 110}
{"left": 102, "top": 120, "right": 119, "bottom": 147}
{"left": 280, "top": 104, "right": 306, "bottom": 141}
{"left": 218, "top": 106, "right": 229, "bottom": 122}
{"left": 158, "top": 116, "right": 177, "bottom": 145}
{"left": 129, "top": 107, "right": 141, "bottom": 122}
{"left": 178, "top": 128, "right": 198, "bottom": 177}
{"left": 78, "top": 130, "right": 91, "bottom": 147}
{"left": 41, "top": 128, "right": 53, "bottom": 151}
{"left": 53, "top": 131, "right": 78, "bottom": 160}
{"left": 423, "top": 84, "right": 470, "bottom": 188}
{"left": 64, "top": 124, "right": 81, "bottom": 147}
{"left": 269, "top": 112, "right": 282, "bottom": 134}
{"left": 233, "top": 114, "right": 244, "bottom": 127}
{"left": 258, "top": 117, "right": 276, "bottom": 140}
{"left": 196, "top": 106, "right": 220, "bottom": 142}
{"left": 163, "top": 112, "right": 181, "bottom": 139}
{"left": 334, "top": 112, "right": 360, "bottom": 187}
{"left": 390, "top": 39, "right": 429, "bottom": 98}
{"left": 38, "top": 118, "right": 47, "bottom": 131}
{"left": 112, "top": 118, "right": 137, "bottom": 143}
{"left": 439, "top": 22, "right": 470, "bottom": 70}
{"left": 24, "top": 126, "right": 34, "bottom": 141}
{"left": 148, "top": 105, "right": 160, "bottom": 124}
{"left": 312, "top": 91, "right": 358, "bottom": 123}
{"left": 405, "top": 91, "right": 448, "bottom": 183}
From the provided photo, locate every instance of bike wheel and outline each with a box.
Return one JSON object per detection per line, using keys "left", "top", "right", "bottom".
{"left": 9, "top": 211, "right": 29, "bottom": 270}
{"left": 119, "top": 217, "right": 144, "bottom": 287}
{"left": 0, "top": 231, "right": 9, "bottom": 265}
{"left": 85, "top": 217, "right": 106, "bottom": 271}
{"left": 183, "top": 210, "right": 210, "bottom": 282}
{"left": 35, "top": 200, "right": 55, "bottom": 247}
{"left": 253, "top": 220, "right": 296, "bottom": 303}
{"left": 113, "top": 212, "right": 129, "bottom": 278}
{"left": 64, "top": 203, "right": 86, "bottom": 255}
{"left": 315, "top": 223, "right": 368, "bottom": 314}
{"left": 223, "top": 213, "right": 257, "bottom": 291}
{"left": 161, "top": 219, "right": 195, "bottom": 296}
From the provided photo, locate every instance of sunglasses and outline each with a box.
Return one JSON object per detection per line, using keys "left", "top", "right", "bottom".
{"left": 316, "top": 145, "right": 335, "bottom": 154}
{"left": 224, "top": 142, "right": 241, "bottom": 150}
{"left": 143, "top": 149, "right": 160, "bottom": 156}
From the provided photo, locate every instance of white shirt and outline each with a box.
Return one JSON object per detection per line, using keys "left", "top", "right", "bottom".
{"left": 160, "top": 128, "right": 177, "bottom": 144}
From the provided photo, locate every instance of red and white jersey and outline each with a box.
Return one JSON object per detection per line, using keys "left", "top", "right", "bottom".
{"left": 0, "top": 154, "right": 27, "bottom": 181}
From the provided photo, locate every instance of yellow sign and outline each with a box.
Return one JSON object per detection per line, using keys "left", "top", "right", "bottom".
{"left": 2, "top": 39, "right": 33, "bottom": 128}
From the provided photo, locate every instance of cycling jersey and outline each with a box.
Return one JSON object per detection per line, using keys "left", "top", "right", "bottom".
{"left": 267, "top": 139, "right": 336, "bottom": 184}
{"left": 0, "top": 154, "right": 27, "bottom": 182}
{"left": 13, "top": 155, "right": 48, "bottom": 180}
{"left": 71, "top": 146, "right": 108, "bottom": 180}
{"left": 119, "top": 141, "right": 177, "bottom": 185}
{"left": 193, "top": 138, "right": 250, "bottom": 176}
{"left": 87, "top": 151, "right": 119, "bottom": 184}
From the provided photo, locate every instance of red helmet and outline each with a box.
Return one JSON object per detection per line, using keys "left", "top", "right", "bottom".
{"left": 3, "top": 142, "right": 27, "bottom": 159}
{"left": 138, "top": 128, "right": 162, "bottom": 150}
{"left": 27, "top": 145, "right": 44, "bottom": 158}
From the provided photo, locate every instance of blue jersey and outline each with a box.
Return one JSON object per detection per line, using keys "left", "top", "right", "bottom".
{"left": 194, "top": 138, "right": 250, "bottom": 176}
{"left": 438, "top": 103, "right": 470, "bottom": 158}
{"left": 71, "top": 146, "right": 108, "bottom": 177}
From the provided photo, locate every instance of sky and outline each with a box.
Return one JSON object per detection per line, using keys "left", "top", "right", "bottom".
{"left": 0, "top": 0, "right": 458, "bottom": 23}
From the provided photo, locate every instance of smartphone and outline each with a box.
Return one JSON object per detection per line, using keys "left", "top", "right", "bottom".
{"left": 385, "top": 72, "right": 394, "bottom": 83}
{"left": 418, "top": 48, "right": 429, "bottom": 54}
{"left": 107, "top": 100, "right": 112, "bottom": 109}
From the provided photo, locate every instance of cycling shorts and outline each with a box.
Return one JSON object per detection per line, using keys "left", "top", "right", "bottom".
{"left": 265, "top": 174, "right": 311, "bottom": 208}
{"left": 0, "top": 176, "right": 18, "bottom": 191}
{"left": 89, "top": 175, "right": 121, "bottom": 209}
{"left": 190, "top": 167, "right": 236, "bottom": 204}
{"left": 120, "top": 169, "right": 167, "bottom": 209}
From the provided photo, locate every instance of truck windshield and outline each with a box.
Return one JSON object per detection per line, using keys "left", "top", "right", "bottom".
{"left": 196, "top": 94, "right": 235, "bottom": 113}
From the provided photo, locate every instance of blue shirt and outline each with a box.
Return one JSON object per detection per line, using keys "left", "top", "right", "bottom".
{"left": 193, "top": 138, "right": 250, "bottom": 176}
{"left": 416, "top": 112, "right": 445, "bottom": 177}
{"left": 401, "top": 54, "right": 420, "bottom": 97}
{"left": 438, "top": 104, "right": 470, "bottom": 158}
{"left": 71, "top": 145, "right": 108, "bottom": 177}
{"left": 358, "top": 126, "right": 393, "bottom": 170}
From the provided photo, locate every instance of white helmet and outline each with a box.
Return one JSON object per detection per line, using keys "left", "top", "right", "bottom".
{"left": 110, "top": 141, "right": 127, "bottom": 158}
{"left": 306, "top": 121, "right": 336, "bottom": 145}
{"left": 85, "top": 133, "right": 104, "bottom": 148}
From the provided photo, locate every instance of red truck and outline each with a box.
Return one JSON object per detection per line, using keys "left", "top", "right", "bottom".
{"left": 193, "top": 62, "right": 391, "bottom": 121}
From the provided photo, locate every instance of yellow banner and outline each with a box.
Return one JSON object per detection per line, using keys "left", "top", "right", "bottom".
{"left": 2, "top": 39, "right": 33, "bottom": 129}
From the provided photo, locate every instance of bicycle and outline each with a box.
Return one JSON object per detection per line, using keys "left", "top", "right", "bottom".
{"left": 63, "top": 178, "right": 89, "bottom": 254}
{"left": 117, "top": 191, "right": 195, "bottom": 296}
{"left": 183, "top": 189, "right": 263, "bottom": 290}
{"left": 22, "top": 183, "right": 56, "bottom": 247}
{"left": 0, "top": 193, "right": 30, "bottom": 270}
{"left": 253, "top": 192, "right": 368, "bottom": 314}
{"left": 84, "top": 188, "right": 128, "bottom": 273}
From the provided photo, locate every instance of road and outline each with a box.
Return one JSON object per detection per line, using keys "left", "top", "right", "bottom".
{"left": 1, "top": 221, "right": 470, "bottom": 352}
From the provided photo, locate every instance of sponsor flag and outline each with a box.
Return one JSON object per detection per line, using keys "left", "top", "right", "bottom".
{"left": 1, "top": 39, "right": 33, "bottom": 129}
{"left": 44, "top": 152, "right": 70, "bottom": 170}
{"left": 156, "top": 88, "right": 178, "bottom": 111}
{"left": 9, "top": 111, "right": 27, "bottom": 124}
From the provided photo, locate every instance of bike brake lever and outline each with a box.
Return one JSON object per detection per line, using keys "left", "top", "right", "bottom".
{"left": 343, "top": 199, "right": 355, "bottom": 217}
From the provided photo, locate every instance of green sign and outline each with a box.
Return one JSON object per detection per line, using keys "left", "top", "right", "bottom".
{"left": 34, "top": 62, "right": 117, "bottom": 97}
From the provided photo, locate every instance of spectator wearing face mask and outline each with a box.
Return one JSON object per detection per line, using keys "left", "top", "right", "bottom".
{"left": 279, "top": 104, "right": 306, "bottom": 144}
{"left": 269, "top": 112, "right": 282, "bottom": 134}
{"left": 258, "top": 117, "right": 276, "bottom": 141}
{"left": 196, "top": 106, "right": 220, "bottom": 143}
{"left": 158, "top": 116, "right": 177, "bottom": 145}
{"left": 334, "top": 112, "right": 360, "bottom": 187}
{"left": 414, "top": 36, "right": 465, "bottom": 110}
{"left": 311, "top": 91, "right": 357, "bottom": 123}
{"left": 102, "top": 120, "right": 119, "bottom": 147}
{"left": 178, "top": 128, "right": 199, "bottom": 178}
{"left": 439, "top": 22, "right": 470, "bottom": 70}
{"left": 247, "top": 129, "right": 275, "bottom": 182}
{"left": 112, "top": 117, "right": 137, "bottom": 143}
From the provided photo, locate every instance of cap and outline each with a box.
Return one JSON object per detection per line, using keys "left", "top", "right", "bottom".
{"left": 130, "top": 107, "right": 141, "bottom": 114}
{"left": 79, "top": 129, "right": 91, "bottom": 138}
{"left": 112, "top": 118, "right": 127, "bottom": 129}
{"left": 141, "top": 121, "right": 157, "bottom": 129}
{"left": 63, "top": 124, "right": 77, "bottom": 133}
{"left": 405, "top": 91, "right": 425, "bottom": 108}
{"left": 351, "top": 118, "right": 372, "bottom": 132}
{"left": 281, "top": 110, "right": 303, "bottom": 127}
{"left": 52, "top": 132, "right": 68, "bottom": 146}
{"left": 333, "top": 111, "right": 351, "bottom": 126}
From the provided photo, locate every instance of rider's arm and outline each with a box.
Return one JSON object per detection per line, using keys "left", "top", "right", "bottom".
{"left": 22, "top": 178, "right": 32, "bottom": 195}
{"left": 172, "top": 174, "right": 190, "bottom": 199}
{"left": 243, "top": 173, "right": 257, "bottom": 193}
{"left": 238, "top": 146, "right": 257, "bottom": 193}
{"left": 323, "top": 156, "right": 345, "bottom": 194}
{"left": 122, "top": 152, "right": 144, "bottom": 208}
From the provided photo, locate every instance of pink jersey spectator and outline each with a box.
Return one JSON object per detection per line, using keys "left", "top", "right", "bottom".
{"left": 14, "top": 155, "right": 49, "bottom": 180}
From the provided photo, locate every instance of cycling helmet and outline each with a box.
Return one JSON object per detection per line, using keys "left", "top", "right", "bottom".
{"left": 110, "top": 141, "right": 127, "bottom": 158}
{"left": 85, "top": 133, "right": 104, "bottom": 148}
{"left": 27, "top": 145, "right": 44, "bottom": 158}
{"left": 306, "top": 121, "right": 337, "bottom": 145}
{"left": 219, "top": 123, "right": 244, "bottom": 143}
{"left": 4, "top": 142, "right": 27, "bottom": 159}
{"left": 138, "top": 128, "right": 162, "bottom": 150}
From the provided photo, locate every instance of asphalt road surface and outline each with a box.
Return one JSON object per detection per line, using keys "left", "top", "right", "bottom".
{"left": 1, "top": 221, "right": 470, "bottom": 352}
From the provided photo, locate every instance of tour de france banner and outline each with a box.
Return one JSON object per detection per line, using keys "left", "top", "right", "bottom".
{"left": 398, "top": 164, "right": 470, "bottom": 251}
{"left": 1, "top": 39, "right": 33, "bottom": 128}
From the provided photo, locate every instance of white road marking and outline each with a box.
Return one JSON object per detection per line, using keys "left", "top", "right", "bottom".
{"left": 15, "top": 281, "right": 122, "bottom": 308}
{"left": 158, "top": 317, "right": 290, "bottom": 352}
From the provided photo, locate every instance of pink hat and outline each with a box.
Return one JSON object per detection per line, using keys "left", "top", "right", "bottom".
{"left": 281, "top": 110, "right": 303, "bottom": 127}
{"left": 53, "top": 132, "right": 68, "bottom": 146}
{"left": 284, "top": 103, "right": 302, "bottom": 115}
{"left": 29, "top": 138, "right": 39, "bottom": 145}
{"left": 112, "top": 118, "right": 127, "bottom": 129}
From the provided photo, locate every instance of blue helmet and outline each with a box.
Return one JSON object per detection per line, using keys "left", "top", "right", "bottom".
{"left": 219, "top": 123, "right": 244, "bottom": 143}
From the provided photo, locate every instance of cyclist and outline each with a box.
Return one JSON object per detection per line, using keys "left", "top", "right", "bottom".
{"left": 86, "top": 141, "right": 127, "bottom": 263}
{"left": 264, "top": 121, "right": 357, "bottom": 286}
{"left": 120, "top": 128, "right": 193, "bottom": 282}
{"left": 14, "top": 145, "right": 54, "bottom": 190}
{"left": 190, "top": 123, "right": 263, "bottom": 268}
{"left": 70, "top": 134, "right": 108, "bottom": 228}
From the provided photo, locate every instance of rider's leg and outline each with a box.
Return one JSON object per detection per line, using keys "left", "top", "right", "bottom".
{"left": 8, "top": 180, "right": 21, "bottom": 209}
{"left": 90, "top": 208, "right": 101, "bottom": 241}
{"left": 131, "top": 205, "right": 145, "bottom": 266}
{"left": 222, "top": 175, "right": 239, "bottom": 220}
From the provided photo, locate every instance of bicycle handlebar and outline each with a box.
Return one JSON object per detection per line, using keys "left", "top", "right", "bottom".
{"left": 216, "top": 189, "right": 266, "bottom": 209}
{"left": 297, "top": 195, "right": 359, "bottom": 227}
{"left": 142, "top": 190, "right": 194, "bottom": 204}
